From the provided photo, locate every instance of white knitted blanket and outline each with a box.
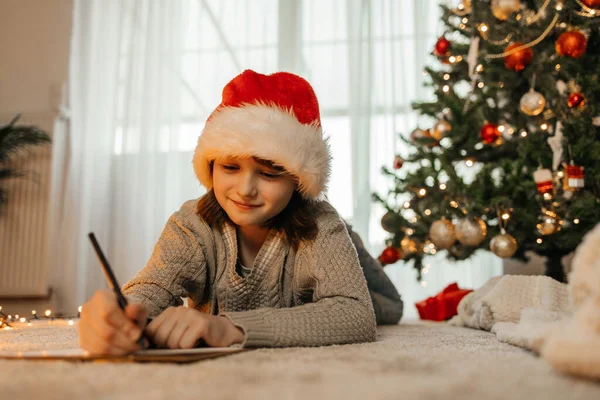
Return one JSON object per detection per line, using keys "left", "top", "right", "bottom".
{"left": 450, "top": 223, "right": 600, "bottom": 381}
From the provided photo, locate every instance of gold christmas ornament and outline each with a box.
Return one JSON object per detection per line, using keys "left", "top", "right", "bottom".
{"left": 460, "top": 0, "right": 472, "bottom": 12}
{"left": 429, "top": 218, "right": 457, "bottom": 250}
{"left": 519, "top": 89, "right": 546, "bottom": 116}
{"left": 490, "top": 231, "right": 518, "bottom": 258}
{"left": 537, "top": 211, "right": 560, "bottom": 235}
{"left": 491, "top": 0, "right": 520, "bottom": 21}
{"left": 410, "top": 127, "right": 428, "bottom": 143}
{"left": 381, "top": 211, "right": 403, "bottom": 233}
{"left": 432, "top": 119, "right": 452, "bottom": 141}
{"left": 456, "top": 217, "right": 487, "bottom": 247}
{"left": 401, "top": 237, "right": 420, "bottom": 256}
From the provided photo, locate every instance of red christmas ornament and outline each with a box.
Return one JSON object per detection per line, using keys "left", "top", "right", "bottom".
{"left": 581, "top": 0, "right": 600, "bottom": 8}
{"left": 393, "top": 155, "right": 404, "bottom": 170}
{"left": 564, "top": 165, "right": 585, "bottom": 190}
{"left": 378, "top": 246, "right": 403, "bottom": 266}
{"left": 556, "top": 31, "right": 587, "bottom": 58}
{"left": 503, "top": 42, "right": 533, "bottom": 72}
{"left": 434, "top": 36, "right": 451, "bottom": 57}
{"left": 568, "top": 92, "right": 586, "bottom": 108}
{"left": 534, "top": 168, "right": 554, "bottom": 194}
{"left": 480, "top": 123, "right": 500, "bottom": 144}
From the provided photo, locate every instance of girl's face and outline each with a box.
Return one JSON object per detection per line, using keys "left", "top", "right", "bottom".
{"left": 213, "top": 157, "right": 296, "bottom": 229}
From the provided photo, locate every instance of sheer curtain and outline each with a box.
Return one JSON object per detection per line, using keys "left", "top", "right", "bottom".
{"left": 54, "top": 0, "right": 501, "bottom": 315}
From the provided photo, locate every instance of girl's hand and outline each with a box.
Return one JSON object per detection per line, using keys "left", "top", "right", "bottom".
{"left": 78, "top": 289, "right": 149, "bottom": 355}
{"left": 146, "top": 306, "right": 245, "bottom": 349}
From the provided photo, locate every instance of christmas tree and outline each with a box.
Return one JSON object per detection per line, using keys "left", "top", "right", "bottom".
{"left": 373, "top": 0, "right": 600, "bottom": 283}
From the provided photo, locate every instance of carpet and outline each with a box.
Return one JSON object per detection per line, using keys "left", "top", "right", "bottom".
{"left": 1, "top": 320, "right": 599, "bottom": 400}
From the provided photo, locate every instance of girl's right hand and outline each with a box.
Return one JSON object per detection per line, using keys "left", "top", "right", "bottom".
{"left": 78, "top": 289, "right": 148, "bottom": 355}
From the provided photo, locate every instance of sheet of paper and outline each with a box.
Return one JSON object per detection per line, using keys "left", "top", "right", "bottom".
{"left": 0, "top": 346, "right": 244, "bottom": 363}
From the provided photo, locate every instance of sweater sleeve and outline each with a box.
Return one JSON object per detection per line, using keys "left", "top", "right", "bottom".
{"left": 345, "top": 223, "right": 404, "bottom": 325}
{"left": 221, "top": 211, "right": 377, "bottom": 348}
{"left": 122, "top": 202, "right": 208, "bottom": 318}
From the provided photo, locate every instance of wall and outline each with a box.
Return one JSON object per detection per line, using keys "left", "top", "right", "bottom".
{"left": 0, "top": 0, "right": 73, "bottom": 114}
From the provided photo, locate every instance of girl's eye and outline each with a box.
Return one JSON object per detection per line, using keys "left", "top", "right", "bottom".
{"left": 261, "top": 171, "right": 280, "bottom": 179}
{"left": 222, "top": 164, "right": 239, "bottom": 171}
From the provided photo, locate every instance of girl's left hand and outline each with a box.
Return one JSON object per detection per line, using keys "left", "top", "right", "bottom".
{"left": 146, "top": 306, "right": 245, "bottom": 349}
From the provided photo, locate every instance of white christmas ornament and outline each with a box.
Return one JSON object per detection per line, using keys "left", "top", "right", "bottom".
{"left": 467, "top": 37, "right": 480, "bottom": 79}
{"left": 547, "top": 122, "right": 564, "bottom": 171}
{"left": 556, "top": 80, "right": 567, "bottom": 95}
{"left": 520, "top": 89, "right": 546, "bottom": 116}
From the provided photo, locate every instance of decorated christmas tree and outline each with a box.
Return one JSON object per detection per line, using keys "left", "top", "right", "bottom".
{"left": 373, "top": 0, "right": 600, "bottom": 283}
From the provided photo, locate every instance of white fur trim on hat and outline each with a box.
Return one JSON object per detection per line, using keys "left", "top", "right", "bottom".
{"left": 193, "top": 103, "right": 331, "bottom": 200}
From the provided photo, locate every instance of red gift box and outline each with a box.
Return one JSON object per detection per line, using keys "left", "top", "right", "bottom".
{"left": 415, "top": 282, "right": 473, "bottom": 321}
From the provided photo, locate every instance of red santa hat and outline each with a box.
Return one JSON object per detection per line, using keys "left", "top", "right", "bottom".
{"left": 193, "top": 70, "right": 331, "bottom": 200}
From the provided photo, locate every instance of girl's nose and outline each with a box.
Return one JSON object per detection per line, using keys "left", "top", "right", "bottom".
{"left": 237, "top": 172, "right": 258, "bottom": 198}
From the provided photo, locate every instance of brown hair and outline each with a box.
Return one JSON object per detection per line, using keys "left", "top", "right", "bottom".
{"left": 196, "top": 159, "right": 319, "bottom": 247}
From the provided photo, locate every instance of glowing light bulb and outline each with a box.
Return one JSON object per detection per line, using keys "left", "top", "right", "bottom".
{"left": 439, "top": 183, "right": 447, "bottom": 190}
{"left": 466, "top": 159, "right": 474, "bottom": 167}
{"left": 45, "top": 310, "right": 52, "bottom": 317}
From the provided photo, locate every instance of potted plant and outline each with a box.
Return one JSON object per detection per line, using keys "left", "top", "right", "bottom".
{"left": 0, "top": 114, "right": 51, "bottom": 214}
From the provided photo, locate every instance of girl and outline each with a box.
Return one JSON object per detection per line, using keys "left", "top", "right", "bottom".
{"left": 79, "top": 70, "right": 401, "bottom": 355}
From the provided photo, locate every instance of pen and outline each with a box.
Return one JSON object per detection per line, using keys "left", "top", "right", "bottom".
{"left": 88, "top": 232, "right": 152, "bottom": 350}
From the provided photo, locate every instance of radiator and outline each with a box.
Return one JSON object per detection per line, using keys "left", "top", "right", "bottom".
{"left": 0, "top": 113, "right": 55, "bottom": 298}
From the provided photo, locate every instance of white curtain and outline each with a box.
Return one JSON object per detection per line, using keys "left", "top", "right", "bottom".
{"left": 54, "top": 0, "right": 501, "bottom": 316}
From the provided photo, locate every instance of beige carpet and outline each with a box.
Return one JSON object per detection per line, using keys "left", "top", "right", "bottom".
{"left": 1, "top": 320, "right": 599, "bottom": 400}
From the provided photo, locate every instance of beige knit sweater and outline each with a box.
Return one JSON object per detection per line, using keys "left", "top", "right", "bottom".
{"left": 122, "top": 199, "right": 377, "bottom": 348}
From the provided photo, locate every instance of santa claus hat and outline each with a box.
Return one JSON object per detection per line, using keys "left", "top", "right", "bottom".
{"left": 193, "top": 70, "right": 331, "bottom": 200}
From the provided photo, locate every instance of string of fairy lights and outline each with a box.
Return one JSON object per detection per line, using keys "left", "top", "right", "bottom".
{"left": 0, "top": 305, "right": 82, "bottom": 330}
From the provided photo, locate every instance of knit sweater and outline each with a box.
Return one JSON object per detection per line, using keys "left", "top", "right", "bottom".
{"left": 122, "top": 199, "right": 377, "bottom": 348}
{"left": 344, "top": 223, "right": 403, "bottom": 325}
